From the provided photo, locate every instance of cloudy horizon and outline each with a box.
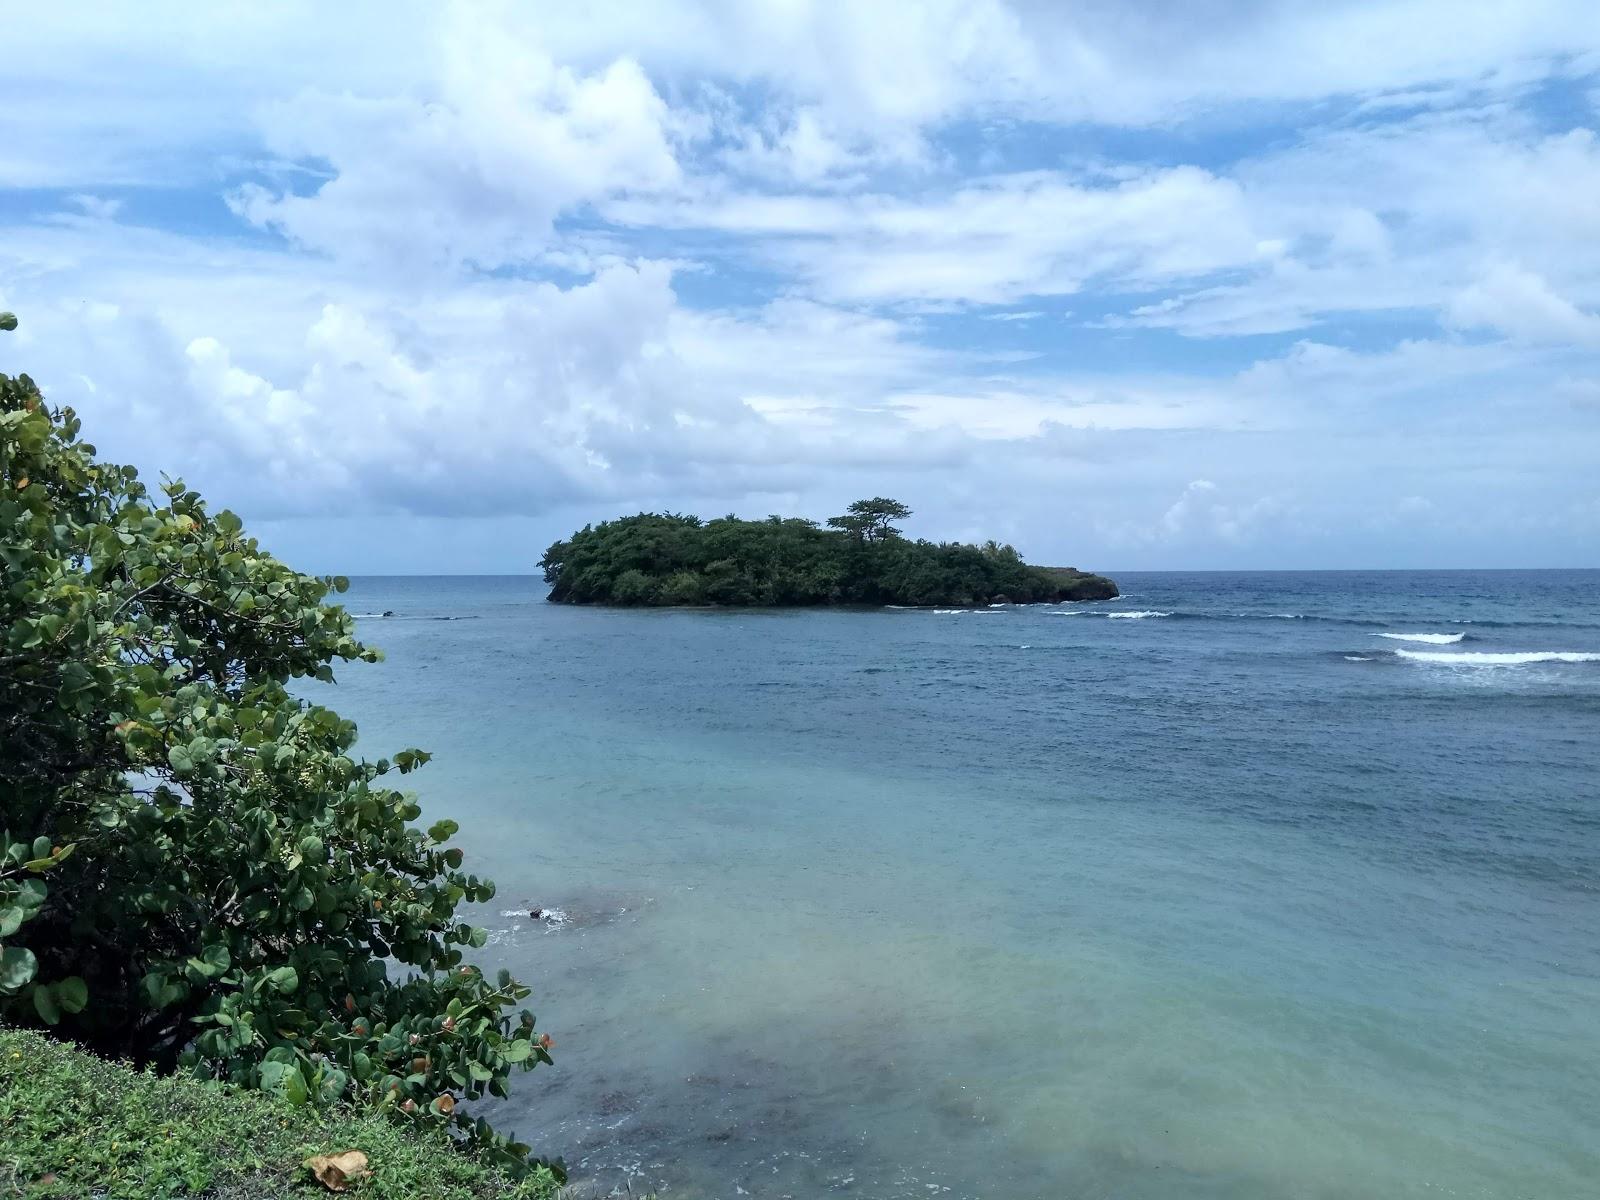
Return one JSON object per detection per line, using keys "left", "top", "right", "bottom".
{"left": 3, "top": 1, "right": 1598, "bottom": 572}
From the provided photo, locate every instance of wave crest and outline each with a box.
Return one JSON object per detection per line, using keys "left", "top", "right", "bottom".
{"left": 1396, "top": 649, "right": 1600, "bottom": 665}
{"left": 1377, "top": 632, "right": 1466, "bottom": 644}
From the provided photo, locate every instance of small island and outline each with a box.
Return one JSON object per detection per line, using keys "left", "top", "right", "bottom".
{"left": 539, "top": 498, "right": 1118, "bottom": 607}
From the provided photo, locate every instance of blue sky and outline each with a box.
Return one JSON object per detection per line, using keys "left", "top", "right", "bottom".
{"left": 2, "top": 1, "right": 1598, "bottom": 571}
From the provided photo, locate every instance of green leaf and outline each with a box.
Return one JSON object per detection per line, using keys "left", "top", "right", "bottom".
{"left": 266, "top": 965, "right": 299, "bottom": 993}
{"left": 427, "top": 819, "right": 459, "bottom": 843}
{"left": 501, "top": 1040, "right": 532, "bottom": 1063}
{"left": 317, "top": 1068, "right": 349, "bottom": 1104}
{"left": 259, "top": 1060, "right": 294, "bottom": 1095}
{"left": 0, "top": 946, "right": 38, "bottom": 993}
{"left": 0, "top": 906, "right": 26, "bottom": 938}
{"left": 283, "top": 1068, "right": 310, "bottom": 1106}
{"left": 32, "top": 983, "right": 61, "bottom": 1024}
{"left": 186, "top": 943, "right": 231, "bottom": 982}
{"left": 22, "top": 842, "right": 75, "bottom": 873}
{"left": 55, "top": 976, "right": 88, "bottom": 1014}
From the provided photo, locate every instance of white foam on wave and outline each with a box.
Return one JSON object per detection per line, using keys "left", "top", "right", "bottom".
{"left": 1395, "top": 649, "right": 1600, "bottom": 666}
{"left": 1378, "top": 632, "right": 1465, "bottom": 644}
{"left": 1048, "top": 609, "right": 1085, "bottom": 616}
{"left": 933, "top": 608, "right": 965, "bottom": 614}
{"left": 500, "top": 906, "right": 571, "bottom": 928}
{"left": 1343, "top": 655, "right": 1374, "bottom": 662}
{"left": 1107, "top": 610, "right": 1172, "bottom": 619}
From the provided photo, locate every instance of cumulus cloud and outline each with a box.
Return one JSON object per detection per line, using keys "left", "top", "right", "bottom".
{"left": 1445, "top": 263, "right": 1600, "bottom": 346}
{"left": 231, "top": 22, "right": 684, "bottom": 271}
{"left": 3, "top": 242, "right": 1004, "bottom": 520}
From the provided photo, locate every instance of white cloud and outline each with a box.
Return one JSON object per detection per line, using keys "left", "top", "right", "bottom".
{"left": 1116, "top": 118, "right": 1600, "bottom": 337}
{"left": 232, "top": 23, "right": 684, "bottom": 271}
{"left": 1445, "top": 263, "right": 1600, "bottom": 346}
{"left": 1160, "top": 478, "right": 1220, "bottom": 538}
{"left": 613, "top": 165, "right": 1263, "bottom": 305}
{"left": 1236, "top": 337, "right": 1522, "bottom": 402}
{"left": 3, "top": 233, "right": 1001, "bottom": 518}
{"left": 10, "top": 1, "right": 1597, "bottom": 187}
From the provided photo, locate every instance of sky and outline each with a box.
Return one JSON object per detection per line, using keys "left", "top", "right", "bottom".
{"left": 2, "top": 1, "right": 1598, "bottom": 572}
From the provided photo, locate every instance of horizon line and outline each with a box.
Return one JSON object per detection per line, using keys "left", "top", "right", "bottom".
{"left": 324, "top": 566, "right": 1600, "bottom": 578}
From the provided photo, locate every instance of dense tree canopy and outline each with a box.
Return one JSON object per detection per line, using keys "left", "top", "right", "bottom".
{"left": 0, "top": 314, "right": 559, "bottom": 1183}
{"left": 825, "top": 497, "right": 913, "bottom": 543}
{"left": 539, "top": 503, "right": 1117, "bottom": 607}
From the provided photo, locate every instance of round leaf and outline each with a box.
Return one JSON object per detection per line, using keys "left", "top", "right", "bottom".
{"left": 0, "top": 946, "right": 38, "bottom": 993}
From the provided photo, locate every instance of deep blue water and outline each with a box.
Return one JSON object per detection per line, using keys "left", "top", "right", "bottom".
{"left": 323, "top": 571, "right": 1600, "bottom": 1199}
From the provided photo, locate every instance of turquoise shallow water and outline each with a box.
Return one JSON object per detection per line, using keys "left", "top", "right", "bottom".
{"left": 325, "top": 571, "right": 1600, "bottom": 1199}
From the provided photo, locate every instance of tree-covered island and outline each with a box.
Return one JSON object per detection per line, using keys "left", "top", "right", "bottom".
{"left": 539, "top": 498, "right": 1118, "bottom": 607}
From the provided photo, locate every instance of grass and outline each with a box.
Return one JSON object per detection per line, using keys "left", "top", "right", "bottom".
{"left": 0, "top": 1027, "right": 561, "bottom": 1200}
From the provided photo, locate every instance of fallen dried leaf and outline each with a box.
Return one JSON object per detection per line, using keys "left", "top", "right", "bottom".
{"left": 304, "top": 1150, "right": 371, "bottom": 1192}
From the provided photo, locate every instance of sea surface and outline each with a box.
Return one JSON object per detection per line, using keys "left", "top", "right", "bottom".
{"left": 323, "top": 571, "right": 1600, "bottom": 1199}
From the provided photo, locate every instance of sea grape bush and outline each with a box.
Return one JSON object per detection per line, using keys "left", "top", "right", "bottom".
{"left": 0, "top": 314, "right": 558, "bottom": 1180}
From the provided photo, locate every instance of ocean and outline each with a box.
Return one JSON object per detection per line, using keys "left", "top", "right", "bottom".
{"left": 324, "top": 570, "right": 1600, "bottom": 1199}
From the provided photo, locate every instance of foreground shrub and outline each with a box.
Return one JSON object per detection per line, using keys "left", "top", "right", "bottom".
{"left": 0, "top": 1027, "right": 561, "bottom": 1198}
{"left": 0, "top": 315, "right": 558, "bottom": 1177}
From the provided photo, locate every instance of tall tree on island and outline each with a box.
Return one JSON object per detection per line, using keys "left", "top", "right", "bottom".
{"left": 827, "top": 497, "right": 913, "bottom": 543}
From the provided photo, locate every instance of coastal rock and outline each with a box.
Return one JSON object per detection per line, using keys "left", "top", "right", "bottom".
{"left": 1040, "top": 567, "right": 1120, "bottom": 602}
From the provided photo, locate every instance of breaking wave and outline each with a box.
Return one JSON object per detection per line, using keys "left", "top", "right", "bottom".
{"left": 1395, "top": 649, "right": 1600, "bottom": 666}
{"left": 1377, "top": 632, "right": 1466, "bottom": 644}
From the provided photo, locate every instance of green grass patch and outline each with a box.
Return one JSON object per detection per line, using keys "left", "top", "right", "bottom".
{"left": 0, "top": 1028, "right": 560, "bottom": 1199}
